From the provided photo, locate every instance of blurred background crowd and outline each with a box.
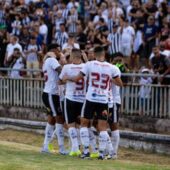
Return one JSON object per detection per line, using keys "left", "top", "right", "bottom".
{"left": 0, "top": 0, "right": 169, "bottom": 84}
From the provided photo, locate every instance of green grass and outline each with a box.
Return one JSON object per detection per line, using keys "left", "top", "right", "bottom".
{"left": 0, "top": 141, "right": 170, "bottom": 170}
{"left": 0, "top": 129, "right": 170, "bottom": 170}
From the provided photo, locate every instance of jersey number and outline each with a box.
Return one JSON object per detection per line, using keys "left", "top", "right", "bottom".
{"left": 91, "top": 72, "right": 110, "bottom": 89}
{"left": 76, "top": 78, "right": 84, "bottom": 90}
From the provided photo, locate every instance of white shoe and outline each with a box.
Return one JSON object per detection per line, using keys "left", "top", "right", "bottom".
{"left": 59, "top": 149, "right": 69, "bottom": 155}
{"left": 104, "top": 154, "right": 117, "bottom": 160}
{"left": 41, "top": 147, "right": 51, "bottom": 153}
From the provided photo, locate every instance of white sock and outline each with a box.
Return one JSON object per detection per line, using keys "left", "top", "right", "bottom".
{"left": 76, "top": 128, "right": 81, "bottom": 148}
{"left": 80, "top": 127, "right": 89, "bottom": 154}
{"left": 89, "top": 128, "right": 98, "bottom": 153}
{"left": 68, "top": 127, "right": 79, "bottom": 152}
{"left": 107, "top": 135, "right": 114, "bottom": 156}
{"left": 43, "top": 123, "right": 55, "bottom": 149}
{"left": 99, "top": 131, "right": 109, "bottom": 157}
{"left": 55, "top": 123, "right": 65, "bottom": 152}
{"left": 111, "top": 130, "right": 120, "bottom": 155}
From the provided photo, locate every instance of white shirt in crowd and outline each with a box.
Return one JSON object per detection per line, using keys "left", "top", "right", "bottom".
{"left": 6, "top": 43, "right": 22, "bottom": 59}
{"left": 10, "top": 57, "right": 25, "bottom": 78}
{"left": 62, "top": 42, "right": 80, "bottom": 51}
{"left": 120, "top": 25, "right": 135, "bottom": 46}
{"left": 39, "top": 24, "right": 48, "bottom": 36}
{"left": 139, "top": 77, "right": 152, "bottom": 99}
{"left": 112, "top": 7, "right": 124, "bottom": 18}
{"left": 26, "top": 44, "right": 38, "bottom": 62}
{"left": 43, "top": 57, "right": 61, "bottom": 95}
{"left": 81, "top": 60, "right": 120, "bottom": 104}
{"left": 59, "top": 63, "right": 86, "bottom": 103}
{"left": 133, "top": 30, "right": 143, "bottom": 53}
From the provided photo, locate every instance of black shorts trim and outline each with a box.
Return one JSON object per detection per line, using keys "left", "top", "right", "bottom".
{"left": 108, "top": 103, "right": 121, "bottom": 123}
{"left": 64, "top": 98, "right": 83, "bottom": 124}
{"left": 81, "top": 100, "right": 108, "bottom": 121}
{"left": 42, "top": 92, "right": 62, "bottom": 117}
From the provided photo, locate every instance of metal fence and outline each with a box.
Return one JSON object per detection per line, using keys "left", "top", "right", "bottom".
{"left": 0, "top": 68, "right": 169, "bottom": 118}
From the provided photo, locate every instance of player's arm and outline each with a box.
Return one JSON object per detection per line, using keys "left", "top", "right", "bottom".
{"left": 112, "top": 76, "right": 123, "bottom": 87}
{"left": 63, "top": 71, "right": 84, "bottom": 83}
{"left": 58, "top": 66, "right": 67, "bottom": 85}
{"left": 55, "top": 66, "right": 62, "bottom": 74}
{"left": 112, "top": 66, "right": 123, "bottom": 87}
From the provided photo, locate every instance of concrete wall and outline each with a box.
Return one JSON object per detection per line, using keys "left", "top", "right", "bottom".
{"left": 0, "top": 117, "right": 170, "bottom": 155}
{"left": 0, "top": 105, "right": 170, "bottom": 134}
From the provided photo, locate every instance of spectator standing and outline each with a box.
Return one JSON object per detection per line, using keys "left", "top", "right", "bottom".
{"left": 150, "top": 46, "right": 170, "bottom": 85}
{"left": 67, "top": 7, "right": 79, "bottom": 34}
{"left": 11, "top": 14, "right": 22, "bottom": 36}
{"left": 0, "top": 2, "right": 5, "bottom": 25}
{"left": 138, "top": 68, "right": 152, "bottom": 115}
{"left": 54, "top": 23, "right": 68, "bottom": 49}
{"left": 54, "top": 10, "right": 65, "bottom": 33}
{"left": 107, "top": 24, "right": 121, "bottom": 60}
{"left": 39, "top": 17, "right": 48, "bottom": 44}
{"left": 62, "top": 34, "right": 80, "bottom": 52}
{"left": 24, "top": 36, "right": 40, "bottom": 77}
{"left": 142, "top": 16, "right": 158, "bottom": 59}
{"left": 0, "top": 26, "right": 8, "bottom": 68}
{"left": 119, "top": 17, "right": 135, "bottom": 59}
{"left": 5, "top": 36, "right": 22, "bottom": 66}
{"left": 7, "top": 48, "right": 25, "bottom": 78}
{"left": 76, "top": 24, "right": 87, "bottom": 50}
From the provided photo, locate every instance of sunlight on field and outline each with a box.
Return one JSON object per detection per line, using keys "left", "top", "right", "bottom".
{"left": 0, "top": 129, "right": 170, "bottom": 170}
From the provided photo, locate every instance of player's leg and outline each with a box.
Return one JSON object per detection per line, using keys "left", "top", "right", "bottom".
{"left": 97, "top": 103, "right": 112, "bottom": 160}
{"left": 80, "top": 100, "right": 94, "bottom": 158}
{"left": 88, "top": 119, "right": 99, "bottom": 158}
{"left": 41, "top": 92, "right": 56, "bottom": 153}
{"left": 49, "top": 94, "right": 66, "bottom": 154}
{"left": 64, "top": 99, "right": 81, "bottom": 156}
{"left": 110, "top": 103, "right": 121, "bottom": 159}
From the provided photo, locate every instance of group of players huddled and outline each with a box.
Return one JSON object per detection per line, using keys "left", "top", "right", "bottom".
{"left": 41, "top": 44, "right": 123, "bottom": 160}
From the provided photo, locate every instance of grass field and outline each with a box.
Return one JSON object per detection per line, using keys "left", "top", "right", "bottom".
{"left": 0, "top": 129, "right": 170, "bottom": 170}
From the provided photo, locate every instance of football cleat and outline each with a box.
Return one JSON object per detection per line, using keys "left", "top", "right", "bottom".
{"left": 69, "top": 150, "right": 81, "bottom": 157}
{"left": 41, "top": 146, "right": 51, "bottom": 153}
{"left": 98, "top": 155, "right": 104, "bottom": 160}
{"left": 104, "top": 154, "right": 117, "bottom": 160}
{"left": 59, "top": 150, "right": 69, "bottom": 155}
{"left": 80, "top": 152, "right": 90, "bottom": 159}
{"left": 90, "top": 152, "right": 99, "bottom": 158}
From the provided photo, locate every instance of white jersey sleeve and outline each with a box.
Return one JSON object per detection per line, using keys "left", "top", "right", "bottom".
{"left": 51, "top": 58, "right": 61, "bottom": 70}
{"left": 43, "top": 58, "right": 61, "bottom": 94}
{"left": 109, "top": 66, "right": 121, "bottom": 106}
{"left": 111, "top": 65, "right": 120, "bottom": 78}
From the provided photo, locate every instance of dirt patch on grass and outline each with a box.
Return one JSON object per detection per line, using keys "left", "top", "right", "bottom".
{"left": 0, "top": 129, "right": 170, "bottom": 166}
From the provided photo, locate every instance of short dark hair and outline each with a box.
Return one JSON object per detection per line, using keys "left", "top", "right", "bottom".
{"left": 14, "top": 48, "right": 20, "bottom": 51}
{"left": 99, "top": 17, "right": 105, "bottom": 23}
{"left": 60, "top": 23, "right": 65, "bottom": 27}
{"left": 47, "top": 43, "right": 59, "bottom": 51}
{"left": 71, "top": 48, "right": 81, "bottom": 58}
{"left": 94, "top": 46, "right": 104, "bottom": 53}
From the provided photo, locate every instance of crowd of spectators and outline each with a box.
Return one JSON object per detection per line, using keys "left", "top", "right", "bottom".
{"left": 0, "top": 0, "right": 169, "bottom": 84}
